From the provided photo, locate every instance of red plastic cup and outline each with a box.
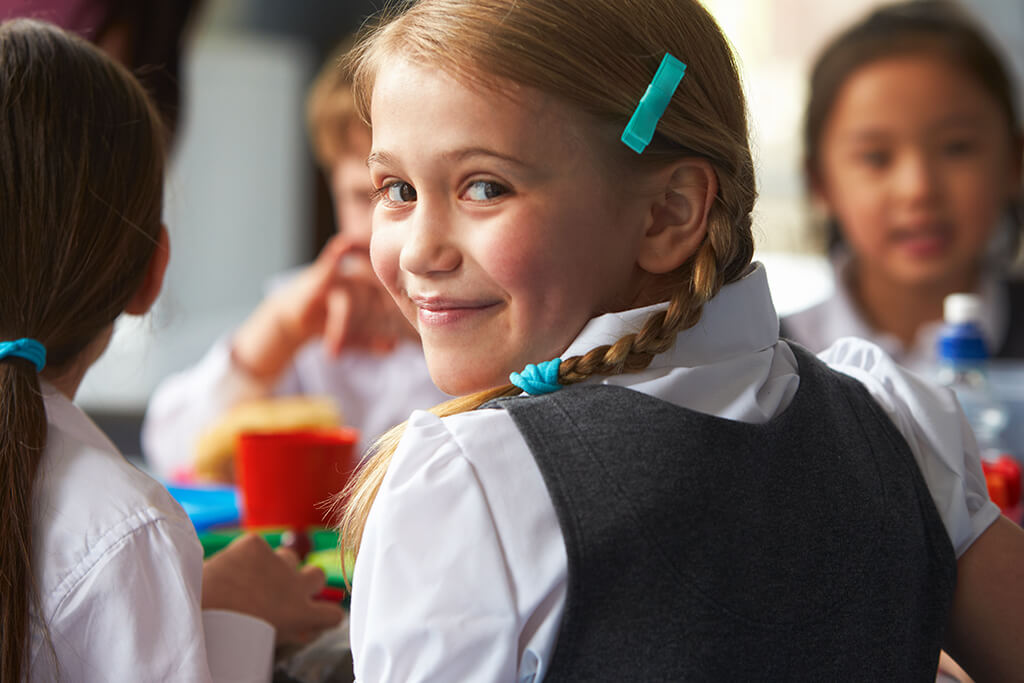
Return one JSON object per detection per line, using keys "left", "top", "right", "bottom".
{"left": 236, "top": 427, "right": 360, "bottom": 531}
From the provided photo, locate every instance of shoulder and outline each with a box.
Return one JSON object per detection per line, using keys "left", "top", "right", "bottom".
{"left": 367, "top": 405, "right": 541, "bottom": 534}
{"left": 34, "top": 419, "right": 198, "bottom": 613}
{"left": 816, "top": 337, "right": 960, "bottom": 439}
{"left": 387, "top": 406, "right": 527, "bottom": 476}
{"left": 781, "top": 294, "right": 844, "bottom": 353}
{"left": 811, "top": 338, "right": 1000, "bottom": 556}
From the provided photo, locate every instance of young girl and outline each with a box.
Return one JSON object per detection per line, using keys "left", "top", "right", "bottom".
{"left": 141, "top": 38, "right": 446, "bottom": 478}
{"left": 783, "top": 0, "right": 1024, "bottom": 374}
{"left": 0, "top": 20, "right": 342, "bottom": 681}
{"left": 336, "top": 0, "right": 1024, "bottom": 680}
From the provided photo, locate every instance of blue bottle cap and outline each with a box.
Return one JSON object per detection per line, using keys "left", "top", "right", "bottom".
{"left": 937, "top": 321, "right": 989, "bottom": 361}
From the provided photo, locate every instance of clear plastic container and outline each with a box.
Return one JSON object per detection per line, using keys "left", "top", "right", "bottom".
{"left": 936, "top": 294, "right": 1020, "bottom": 520}
{"left": 935, "top": 294, "right": 1009, "bottom": 459}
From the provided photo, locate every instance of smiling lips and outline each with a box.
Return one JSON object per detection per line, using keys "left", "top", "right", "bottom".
{"left": 410, "top": 295, "right": 501, "bottom": 327}
{"left": 889, "top": 223, "right": 952, "bottom": 258}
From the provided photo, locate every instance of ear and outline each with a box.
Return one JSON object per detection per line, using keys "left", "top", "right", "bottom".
{"left": 638, "top": 158, "right": 718, "bottom": 274}
{"left": 125, "top": 224, "right": 170, "bottom": 315}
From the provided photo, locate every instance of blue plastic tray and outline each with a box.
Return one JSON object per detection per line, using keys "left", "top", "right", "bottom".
{"left": 164, "top": 483, "right": 240, "bottom": 532}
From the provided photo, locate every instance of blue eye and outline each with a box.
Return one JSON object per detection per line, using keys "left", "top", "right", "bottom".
{"left": 462, "top": 180, "right": 508, "bottom": 202}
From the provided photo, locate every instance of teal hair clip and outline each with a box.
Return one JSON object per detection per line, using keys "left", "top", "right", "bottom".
{"left": 0, "top": 338, "right": 46, "bottom": 372}
{"left": 621, "top": 53, "right": 687, "bottom": 154}
{"left": 510, "top": 358, "right": 562, "bottom": 395}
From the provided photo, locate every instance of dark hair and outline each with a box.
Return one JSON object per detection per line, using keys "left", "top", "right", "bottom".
{"left": 0, "top": 19, "right": 165, "bottom": 680}
{"left": 803, "top": 0, "right": 1023, "bottom": 254}
{"left": 89, "top": 0, "right": 202, "bottom": 146}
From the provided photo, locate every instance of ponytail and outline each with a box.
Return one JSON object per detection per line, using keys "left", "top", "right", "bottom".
{"left": 0, "top": 19, "right": 166, "bottom": 678}
{"left": 0, "top": 360, "right": 51, "bottom": 680}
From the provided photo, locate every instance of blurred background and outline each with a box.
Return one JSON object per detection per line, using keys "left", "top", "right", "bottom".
{"left": 53, "top": 0, "right": 1022, "bottom": 453}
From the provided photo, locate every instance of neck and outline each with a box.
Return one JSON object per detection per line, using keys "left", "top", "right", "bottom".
{"left": 848, "top": 260, "right": 979, "bottom": 350}
{"left": 41, "top": 325, "right": 114, "bottom": 401}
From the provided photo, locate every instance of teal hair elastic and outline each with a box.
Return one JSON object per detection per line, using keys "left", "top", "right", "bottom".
{"left": 621, "top": 53, "right": 687, "bottom": 154}
{"left": 0, "top": 338, "right": 46, "bottom": 372}
{"left": 510, "top": 358, "right": 562, "bottom": 395}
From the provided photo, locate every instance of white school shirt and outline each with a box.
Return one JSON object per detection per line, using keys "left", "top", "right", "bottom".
{"left": 30, "top": 382, "right": 274, "bottom": 682}
{"left": 350, "top": 262, "right": 999, "bottom": 683}
{"left": 142, "top": 336, "right": 448, "bottom": 477}
{"left": 782, "top": 253, "right": 1010, "bottom": 376}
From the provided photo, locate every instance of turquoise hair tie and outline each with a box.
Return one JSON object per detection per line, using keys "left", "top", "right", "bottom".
{"left": 621, "top": 53, "right": 687, "bottom": 154}
{"left": 510, "top": 358, "right": 562, "bottom": 395}
{"left": 0, "top": 338, "right": 46, "bottom": 372}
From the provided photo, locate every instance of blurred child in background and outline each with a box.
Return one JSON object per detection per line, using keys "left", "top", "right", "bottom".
{"left": 783, "top": 0, "right": 1024, "bottom": 374}
{"left": 142, "top": 40, "right": 447, "bottom": 479}
{"left": 0, "top": 19, "right": 341, "bottom": 681}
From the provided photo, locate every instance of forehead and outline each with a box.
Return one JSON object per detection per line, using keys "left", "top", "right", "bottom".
{"left": 368, "top": 56, "right": 595, "bottom": 165}
{"left": 829, "top": 55, "right": 1010, "bottom": 134}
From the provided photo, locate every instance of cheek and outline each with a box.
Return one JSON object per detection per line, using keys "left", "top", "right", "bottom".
{"left": 951, "top": 176, "right": 1008, "bottom": 242}
{"left": 369, "top": 225, "right": 401, "bottom": 292}
{"left": 819, "top": 175, "right": 885, "bottom": 245}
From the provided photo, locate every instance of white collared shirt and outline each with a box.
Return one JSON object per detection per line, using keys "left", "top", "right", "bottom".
{"left": 782, "top": 253, "right": 1009, "bottom": 376}
{"left": 30, "top": 383, "right": 274, "bottom": 682}
{"left": 350, "top": 263, "right": 998, "bottom": 683}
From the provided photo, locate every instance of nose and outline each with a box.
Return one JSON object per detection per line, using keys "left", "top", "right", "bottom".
{"left": 892, "top": 150, "right": 938, "bottom": 204}
{"left": 398, "top": 200, "right": 461, "bottom": 276}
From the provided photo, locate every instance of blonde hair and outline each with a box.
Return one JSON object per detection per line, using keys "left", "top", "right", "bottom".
{"left": 336, "top": 0, "right": 756, "bottom": 562}
{"left": 306, "top": 37, "right": 369, "bottom": 168}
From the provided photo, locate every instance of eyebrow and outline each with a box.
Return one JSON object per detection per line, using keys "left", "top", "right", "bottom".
{"left": 843, "top": 113, "right": 990, "bottom": 144}
{"left": 442, "top": 147, "right": 531, "bottom": 167}
{"left": 366, "top": 150, "right": 398, "bottom": 168}
{"left": 366, "top": 147, "right": 533, "bottom": 169}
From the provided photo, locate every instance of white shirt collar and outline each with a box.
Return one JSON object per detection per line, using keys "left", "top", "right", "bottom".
{"left": 41, "top": 380, "right": 119, "bottom": 455}
{"left": 827, "top": 251, "right": 1008, "bottom": 370}
{"left": 562, "top": 262, "right": 779, "bottom": 368}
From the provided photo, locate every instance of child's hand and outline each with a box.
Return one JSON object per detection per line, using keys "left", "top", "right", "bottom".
{"left": 231, "top": 234, "right": 416, "bottom": 380}
{"left": 201, "top": 534, "right": 344, "bottom": 645}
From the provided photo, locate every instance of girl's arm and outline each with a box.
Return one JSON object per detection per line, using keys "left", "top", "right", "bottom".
{"left": 350, "top": 411, "right": 521, "bottom": 682}
{"left": 40, "top": 514, "right": 274, "bottom": 682}
{"left": 945, "top": 515, "right": 1024, "bottom": 680}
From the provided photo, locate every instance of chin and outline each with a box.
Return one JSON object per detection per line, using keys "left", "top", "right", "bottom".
{"left": 429, "top": 364, "right": 506, "bottom": 397}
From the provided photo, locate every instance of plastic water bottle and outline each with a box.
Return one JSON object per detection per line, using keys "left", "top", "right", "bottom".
{"left": 935, "top": 293, "right": 1009, "bottom": 459}
{"left": 936, "top": 294, "right": 1021, "bottom": 520}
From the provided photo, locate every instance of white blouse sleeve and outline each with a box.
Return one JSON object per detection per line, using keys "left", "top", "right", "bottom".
{"left": 817, "top": 337, "right": 1001, "bottom": 557}
{"left": 43, "top": 512, "right": 274, "bottom": 682}
{"left": 350, "top": 410, "right": 520, "bottom": 683}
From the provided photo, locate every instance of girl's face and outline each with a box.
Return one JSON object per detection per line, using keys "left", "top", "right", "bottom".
{"left": 368, "top": 58, "right": 656, "bottom": 395}
{"left": 815, "top": 55, "right": 1021, "bottom": 291}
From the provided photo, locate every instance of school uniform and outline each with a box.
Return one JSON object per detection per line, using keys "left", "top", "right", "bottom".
{"left": 30, "top": 382, "right": 274, "bottom": 682}
{"left": 781, "top": 255, "right": 1024, "bottom": 376}
{"left": 350, "top": 262, "right": 999, "bottom": 682}
{"left": 142, "top": 334, "right": 448, "bottom": 478}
